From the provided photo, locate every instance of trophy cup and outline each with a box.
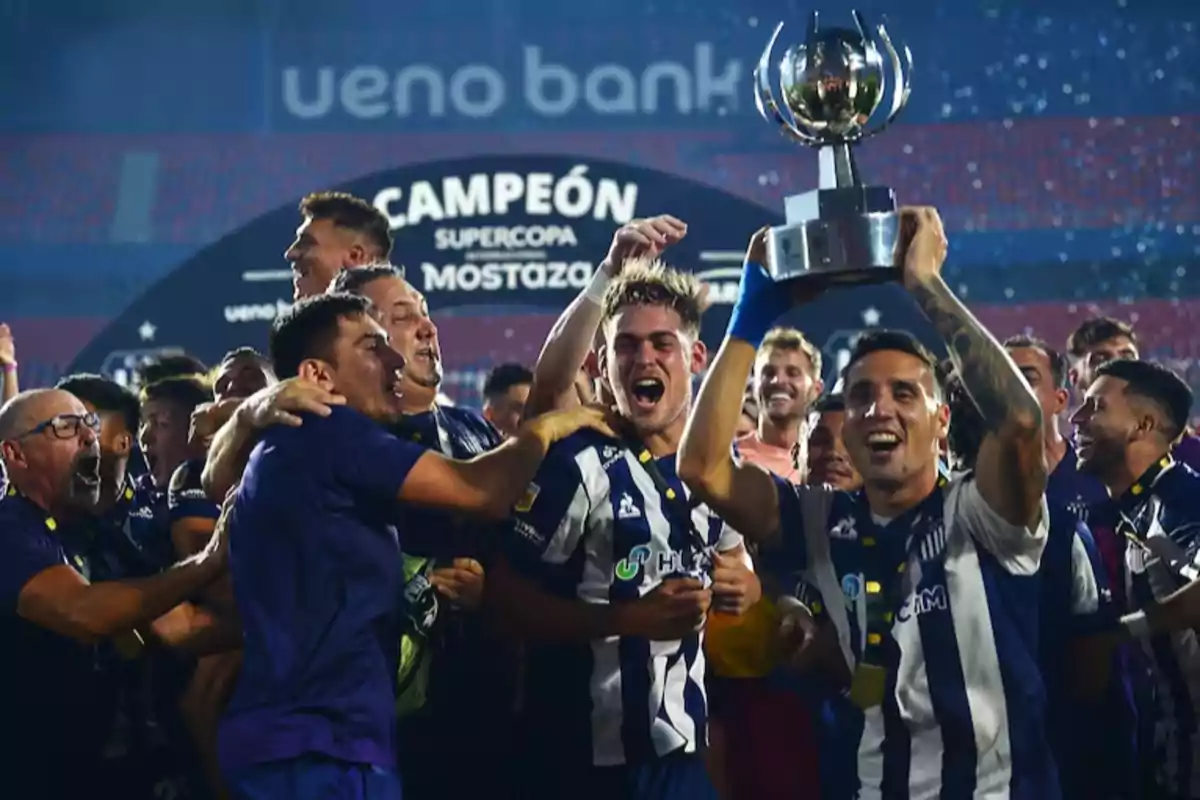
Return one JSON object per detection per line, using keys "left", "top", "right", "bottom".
{"left": 754, "top": 11, "right": 913, "bottom": 284}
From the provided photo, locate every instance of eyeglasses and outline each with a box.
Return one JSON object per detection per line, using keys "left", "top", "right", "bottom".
{"left": 15, "top": 412, "right": 101, "bottom": 441}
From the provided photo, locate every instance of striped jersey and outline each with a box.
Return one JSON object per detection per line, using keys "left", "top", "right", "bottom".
{"left": 771, "top": 473, "right": 1053, "bottom": 799}
{"left": 1117, "top": 458, "right": 1200, "bottom": 797}
{"left": 506, "top": 429, "right": 742, "bottom": 768}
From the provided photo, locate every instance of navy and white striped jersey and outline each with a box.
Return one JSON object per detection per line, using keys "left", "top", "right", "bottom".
{"left": 771, "top": 473, "right": 1053, "bottom": 799}
{"left": 505, "top": 430, "right": 743, "bottom": 768}
{"left": 1118, "top": 458, "right": 1200, "bottom": 798}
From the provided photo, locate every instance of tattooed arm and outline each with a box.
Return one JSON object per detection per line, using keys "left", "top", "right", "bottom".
{"left": 901, "top": 208, "right": 1045, "bottom": 529}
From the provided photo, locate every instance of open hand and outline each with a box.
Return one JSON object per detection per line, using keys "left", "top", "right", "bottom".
{"left": 239, "top": 377, "right": 346, "bottom": 430}
{"left": 530, "top": 403, "right": 624, "bottom": 445}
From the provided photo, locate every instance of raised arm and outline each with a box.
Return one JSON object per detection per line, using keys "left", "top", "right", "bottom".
{"left": 0, "top": 324, "right": 17, "bottom": 404}
{"left": 901, "top": 208, "right": 1045, "bottom": 528}
{"left": 678, "top": 229, "right": 797, "bottom": 545}
{"left": 524, "top": 216, "right": 687, "bottom": 419}
{"left": 397, "top": 404, "right": 615, "bottom": 519}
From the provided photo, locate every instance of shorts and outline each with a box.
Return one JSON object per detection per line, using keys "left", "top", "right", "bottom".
{"left": 225, "top": 754, "right": 402, "bottom": 800}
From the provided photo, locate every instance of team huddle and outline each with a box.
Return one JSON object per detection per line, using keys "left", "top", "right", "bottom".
{"left": 3, "top": 192, "right": 1200, "bottom": 800}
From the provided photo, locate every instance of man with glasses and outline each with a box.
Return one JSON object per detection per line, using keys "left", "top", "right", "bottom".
{"left": 0, "top": 388, "right": 229, "bottom": 798}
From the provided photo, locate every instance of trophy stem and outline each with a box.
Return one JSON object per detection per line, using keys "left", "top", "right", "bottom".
{"left": 817, "top": 143, "right": 861, "bottom": 190}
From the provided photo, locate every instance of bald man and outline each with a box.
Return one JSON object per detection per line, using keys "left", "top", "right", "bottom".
{"left": 0, "top": 389, "right": 229, "bottom": 797}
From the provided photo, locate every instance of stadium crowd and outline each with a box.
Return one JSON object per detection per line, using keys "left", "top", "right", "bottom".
{"left": 3, "top": 192, "right": 1200, "bottom": 800}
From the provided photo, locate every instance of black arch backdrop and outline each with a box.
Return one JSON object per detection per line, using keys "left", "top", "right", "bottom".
{"left": 70, "top": 155, "right": 939, "bottom": 387}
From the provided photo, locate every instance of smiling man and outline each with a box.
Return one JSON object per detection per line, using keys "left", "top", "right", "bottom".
{"left": 285, "top": 191, "right": 393, "bottom": 300}
{"left": 1071, "top": 359, "right": 1200, "bottom": 800}
{"left": 736, "top": 327, "right": 823, "bottom": 484}
{"left": 680, "top": 210, "right": 1054, "bottom": 798}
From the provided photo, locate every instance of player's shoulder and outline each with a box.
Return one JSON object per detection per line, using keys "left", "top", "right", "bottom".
{"left": 1153, "top": 460, "right": 1200, "bottom": 526}
{"left": 437, "top": 403, "right": 503, "bottom": 449}
{"left": 168, "top": 457, "right": 205, "bottom": 494}
{"left": 0, "top": 488, "right": 46, "bottom": 530}
{"left": 549, "top": 428, "right": 622, "bottom": 463}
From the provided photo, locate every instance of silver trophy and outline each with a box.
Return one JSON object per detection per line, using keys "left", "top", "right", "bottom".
{"left": 754, "top": 11, "right": 912, "bottom": 284}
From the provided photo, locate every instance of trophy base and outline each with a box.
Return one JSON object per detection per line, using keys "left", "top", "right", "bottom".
{"left": 767, "top": 186, "right": 901, "bottom": 284}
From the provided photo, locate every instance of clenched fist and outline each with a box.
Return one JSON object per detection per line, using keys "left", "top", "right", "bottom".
{"left": 895, "top": 206, "right": 949, "bottom": 289}
{"left": 600, "top": 215, "right": 688, "bottom": 276}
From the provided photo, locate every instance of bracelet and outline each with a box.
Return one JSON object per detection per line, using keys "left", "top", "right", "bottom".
{"left": 1120, "top": 610, "right": 1151, "bottom": 640}
{"left": 1, "top": 362, "right": 15, "bottom": 374}
{"left": 584, "top": 266, "right": 613, "bottom": 304}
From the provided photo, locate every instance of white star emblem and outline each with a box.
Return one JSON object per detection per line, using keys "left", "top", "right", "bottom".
{"left": 138, "top": 321, "right": 157, "bottom": 341}
{"left": 861, "top": 307, "right": 882, "bottom": 327}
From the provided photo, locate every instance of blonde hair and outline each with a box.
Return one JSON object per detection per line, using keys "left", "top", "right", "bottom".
{"left": 759, "top": 327, "right": 822, "bottom": 379}
{"left": 601, "top": 258, "right": 705, "bottom": 338}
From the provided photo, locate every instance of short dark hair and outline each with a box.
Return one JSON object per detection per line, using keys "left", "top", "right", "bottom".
{"left": 330, "top": 263, "right": 406, "bottom": 296}
{"left": 1066, "top": 317, "right": 1138, "bottom": 359}
{"left": 1094, "top": 359, "right": 1193, "bottom": 441}
{"left": 137, "top": 353, "right": 207, "bottom": 386}
{"left": 842, "top": 329, "right": 942, "bottom": 396}
{"left": 140, "top": 375, "right": 212, "bottom": 415}
{"left": 1004, "top": 334, "right": 1068, "bottom": 389}
{"left": 812, "top": 392, "right": 845, "bottom": 414}
{"left": 270, "top": 292, "right": 373, "bottom": 379}
{"left": 944, "top": 371, "right": 985, "bottom": 470}
{"left": 56, "top": 373, "right": 141, "bottom": 434}
{"left": 299, "top": 191, "right": 393, "bottom": 260}
{"left": 483, "top": 363, "right": 534, "bottom": 401}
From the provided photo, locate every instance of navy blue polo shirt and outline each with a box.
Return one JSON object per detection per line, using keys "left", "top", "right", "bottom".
{"left": 218, "top": 406, "right": 425, "bottom": 772}
{"left": 168, "top": 457, "right": 221, "bottom": 528}
{"left": 0, "top": 488, "right": 119, "bottom": 796}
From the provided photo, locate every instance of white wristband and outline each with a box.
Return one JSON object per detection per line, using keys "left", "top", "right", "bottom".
{"left": 1121, "top": 610, "right": 1151, "bottom": 641}
{"left": 584, "top": 266, "right": 612, "bottom": 304}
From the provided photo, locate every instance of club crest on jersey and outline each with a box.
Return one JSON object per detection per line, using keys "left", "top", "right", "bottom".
{"left": 514, "top": 482, "right": 540, "bottom": 513}
{"left": 841, "top": 573, "right": 863, "bottom": 600}
{"left": 829, "top": 517, "right": 857, "bottom": 541}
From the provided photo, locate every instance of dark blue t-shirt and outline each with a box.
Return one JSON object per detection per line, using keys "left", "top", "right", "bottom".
{"left": 218, "top": 406, "right": 425, "bottom": 772}
{"left": 168, "top": 457, "right": 221, "bottom": 528}
{"left": 122, "top": 472, "right": 173, "bottom": 572}
{"left": 0, "top": 488, "right": 119, "bottom": 796}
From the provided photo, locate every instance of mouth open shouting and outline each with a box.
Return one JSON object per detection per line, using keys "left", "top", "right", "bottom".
{"left": 629, "top": 376, "right": 666, "bottom": 413}
{"left": 71, "top": 450, "right": 102, "bottom": 500}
